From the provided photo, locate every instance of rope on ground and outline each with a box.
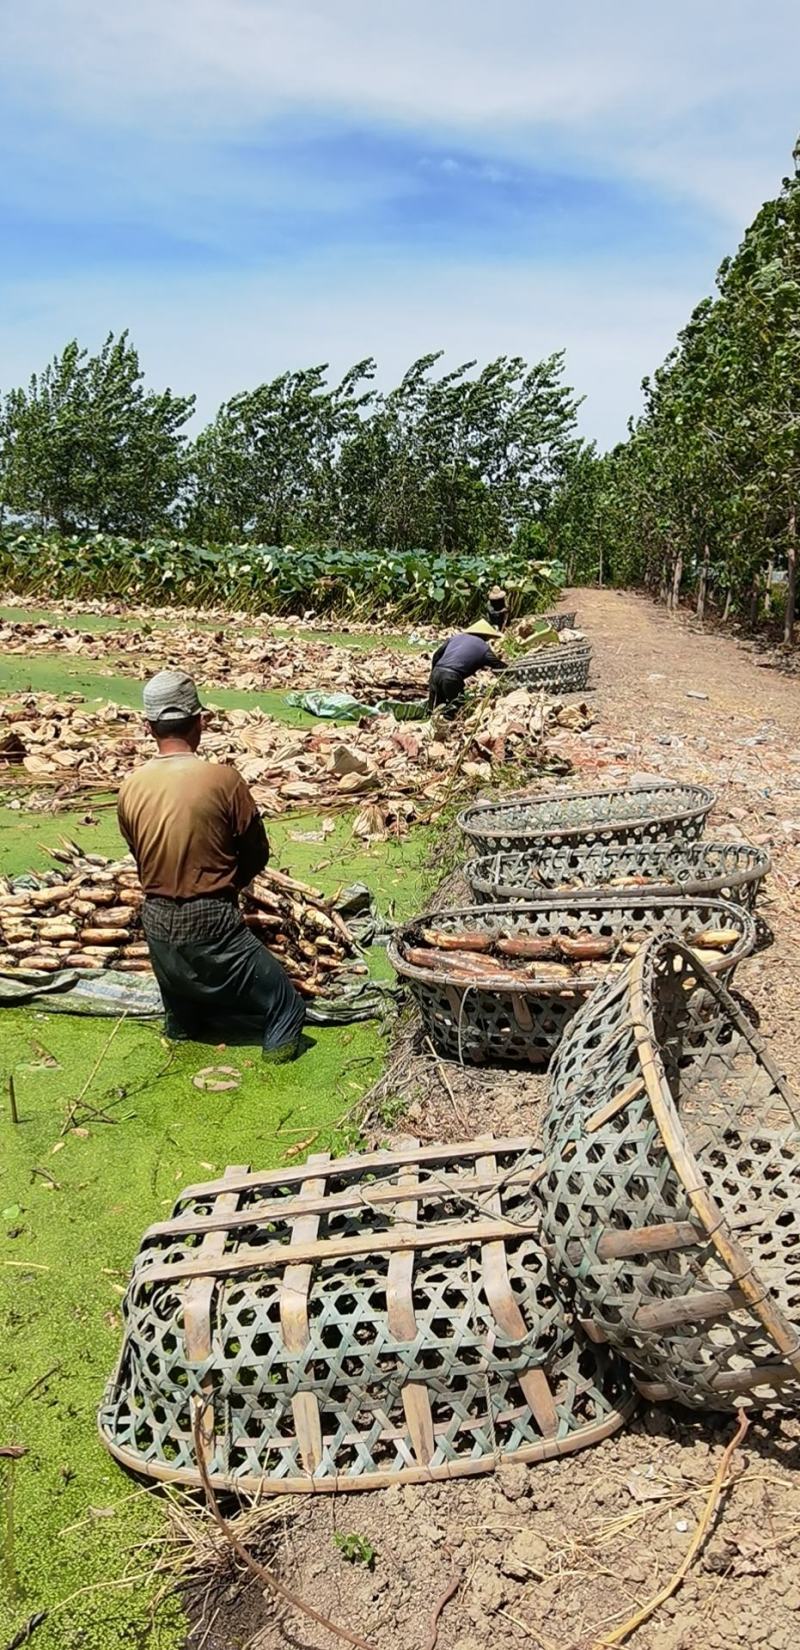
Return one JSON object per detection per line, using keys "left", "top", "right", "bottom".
{"left": 594, "top": 1410, "right": 750, "bottom": 1648}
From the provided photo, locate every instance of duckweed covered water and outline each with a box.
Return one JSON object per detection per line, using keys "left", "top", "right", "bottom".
{"left": 0, "top": 663, "right": 429, "bottom": 1647}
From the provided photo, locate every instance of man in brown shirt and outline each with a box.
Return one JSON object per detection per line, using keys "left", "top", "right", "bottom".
{"left": 118, "top": 670, "right": 304, "bottom": 1061}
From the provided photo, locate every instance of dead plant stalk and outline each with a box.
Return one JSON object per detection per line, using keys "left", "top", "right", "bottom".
{"left": 594, "top": 1410, "right": 750, "bottom": 1648}
{"left": 191, "top": 1402, "right": 377, "bottom": 1650}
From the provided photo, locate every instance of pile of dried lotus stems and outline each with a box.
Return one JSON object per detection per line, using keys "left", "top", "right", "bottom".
{"left": 0, "top": 616, "right": 430, "bottom": 698}
{"left": 0, "top": 847, "right": 358, "bottom": 996}
{"left": 0, "top": 689, "right": 591, "bottom": 826}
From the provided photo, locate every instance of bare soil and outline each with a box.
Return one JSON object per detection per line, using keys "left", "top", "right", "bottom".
{"left": 190, "top": 589, "right": 800, "bottom": 1650}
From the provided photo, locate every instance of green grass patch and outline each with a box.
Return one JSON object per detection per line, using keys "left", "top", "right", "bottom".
{"left": 0, "top": 796, "right": 429, "bottom": 914}
{"left": 0, "top": 647, "right": 432, "bottom": 728}
{"left": 0, "top": 1010, "right": 383, "bottom": 1648}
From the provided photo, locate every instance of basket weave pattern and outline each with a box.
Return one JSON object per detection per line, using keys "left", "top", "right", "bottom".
{"left": 459, "top": 783, "right": 715, "bottom": 856}
{"left": 464, "top": 840, "right": 770, "bottom": 911}
{"left": 504, "top": 643, "right": 591, "bottom": 693}
{"left": 388, "top": 897, "right": 755, "bottom": 1065}
{"left": 539, "top": 939, "right": 800, "bottom": 1409}
{"left": 99, "top": 1140, "right": 634, "bottom": 1491}
{"left": 543, "top": 611, "right": 577, "bottom": 631}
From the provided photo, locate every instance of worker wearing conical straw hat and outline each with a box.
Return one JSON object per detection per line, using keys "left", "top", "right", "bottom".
{"left": 486, "top": 584, "right": 509, "bottom": 631}
{"left": 117, "top": 669, "right": 305, "bottom": 1062}
{"left": 427, "top": 619, "right": 505, "bottom": 718}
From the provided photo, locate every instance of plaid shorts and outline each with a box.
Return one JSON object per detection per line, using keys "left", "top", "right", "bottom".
{"left": 141, "top": 895, "right": 241, "bottom": 944}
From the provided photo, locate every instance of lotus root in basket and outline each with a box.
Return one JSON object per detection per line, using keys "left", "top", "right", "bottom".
{"left": 539, "top": 936, "right": 800, "bottom": 1410}
{"left": 464, "top": 839, "right": 770, "bottom": 912}
{"left": 387, "top": 896, "right": 755, "bottom": 1066}
{"left": 503, "top": 642, "right": 591, "bottom": 693}
{"left": 458, "top": 781, "right": 715, "bottom": 857}
{"left": 98, "top": 1138, "right": 634, "bottom": 1493}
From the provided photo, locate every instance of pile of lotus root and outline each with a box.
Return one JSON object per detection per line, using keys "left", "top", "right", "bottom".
{"left": 402, "top": 921, "right": 743, "bottom": 985}
{"left": 0, "top": 848, "right": 357, "bottom": 995}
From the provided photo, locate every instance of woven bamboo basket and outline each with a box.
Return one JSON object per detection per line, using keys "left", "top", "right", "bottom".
{"left": 387, "top": 896, "right": 755, "bottom": 1065}
{"left": 540, "top": 938, "right": 800, "bottom": 1411}
{"left": 98, "top": 1138, "right": 634, "bottom": 1492}
{"left": 459, "top": 782, "right": 715, "bottom": 857}
{"left": 543, "top": 611, "right": 577, "bottom": 631}
{"left": 504, "top": 642, "right": 591, "bottom": 693}
{"left": 464, "top": 840, "right": 770, "bottom": 912}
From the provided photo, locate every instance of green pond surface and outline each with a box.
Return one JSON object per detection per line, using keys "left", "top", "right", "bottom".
{"left": 0, "top": 654, "right": 430, "bottom": 1647}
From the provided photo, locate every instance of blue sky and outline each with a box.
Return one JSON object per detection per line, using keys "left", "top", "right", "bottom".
{"left": 2, "top": 0, "right": 800, "bottom": 445}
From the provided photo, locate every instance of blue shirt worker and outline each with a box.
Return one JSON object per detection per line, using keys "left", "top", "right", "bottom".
{"left": 427, "top": 620, "right": 505, "bottom": 717}
{"left": 117, "top": 669, "right": 305, "bottom": 1063}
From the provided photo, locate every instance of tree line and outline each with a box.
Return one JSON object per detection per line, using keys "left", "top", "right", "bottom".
{"left": 0, "top": 337, "right": 583, "bottom": 556}
{"left": 555, "top": 139, "right": 800, "bottom": 641}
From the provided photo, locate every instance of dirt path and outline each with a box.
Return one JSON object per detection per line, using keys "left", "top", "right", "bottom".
{"left": 557, "top": 588, "right": 800, "bottom": 1076}
{"left": 197, "top": 590, "right": 800, "bottom": 1650}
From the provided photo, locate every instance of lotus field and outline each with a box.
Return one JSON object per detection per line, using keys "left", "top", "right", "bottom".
{"left": 0, "top": 530, "right": 561, "bottom": 622}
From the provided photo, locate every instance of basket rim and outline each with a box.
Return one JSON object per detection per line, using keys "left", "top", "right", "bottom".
{"left": 627, "top": 936, "right": 800, "bottom": 1384}
{"left": 463, "top": 839, "right": 772, "bottom": 901}
{"left": 387, "top": 895, "right": 756, "bottom": 993}
{"left": 98, "top": 1390, "right": 637, "bottom": 1494}
{"left": 509, "top": 638, "right": 591, "bottom": 657}
{"left": 504, "top": 646, "right": 591, "bottom": 672}
{"left": 457, "top": 782, "right": 717, "bottom": 844}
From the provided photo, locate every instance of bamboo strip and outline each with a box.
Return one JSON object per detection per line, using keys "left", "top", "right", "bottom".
{"left": 279, "top": 1154, "right": 329, "bottom": 1476}
{"left": 173, "top": 1137, "right": 536, "bottom": 1202}
{"left": 477, "top": 1139, "right": 559, "bottom": 1439}
{"left": 387, "top": 1146, "right": 436, "bottom": 1469}
{"left": 101, "top": 1397, "right": 634, "bottom": 1496}
{"left": 629, "top": 943, "right": 800, "bottom": 1376}
{"left": 137, "top": 1216, "right": 542, "bottom": 1288}
{"left": 143, "top": 1160, "right": 542, "bottom": 1242}
{"left": 183, "top": 1165, "right": 248, "bottom": 1467}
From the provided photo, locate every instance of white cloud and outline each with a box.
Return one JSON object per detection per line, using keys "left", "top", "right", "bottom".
{"left": 4, "top": 0, "right": 800, "bottom": 221}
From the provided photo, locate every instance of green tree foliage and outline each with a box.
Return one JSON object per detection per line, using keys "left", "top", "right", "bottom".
{"left": 0, "top": 333, "right": 195, "bottom": 536}
{"left": 0, "top": 337, "right": 580, "bottom": 560}
{"left": 186, "top": 361, "right": 376, "bottom": 544}
{"left": 186, "top": 350, "right": 581, "bottom": 553}
{"left": 576, "top": 141, "right": 800, "bottom": 642}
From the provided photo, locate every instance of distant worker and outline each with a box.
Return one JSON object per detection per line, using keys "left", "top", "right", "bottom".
{"left": 487, "top": 584, "right": 509, "bottom": 631}
{"left": 117, "top": 670, "right": 305, "bottom": 1062}
{"left": 427, "top": 620, "right": 505, "bottom": 717}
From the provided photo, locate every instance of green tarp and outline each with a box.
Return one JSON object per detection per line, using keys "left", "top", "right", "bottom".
{"left": 286, "top": 690, "right": 429, "bottom": 721}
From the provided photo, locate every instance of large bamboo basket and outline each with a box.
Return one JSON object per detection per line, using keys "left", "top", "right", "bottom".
{"left": 387, "top": 896, "right": 755, "bottom": 1065}
{"left": 459, "top": 782, "right": 715, "bottom": 857}
{"left": 464, "top": 840, "right": 770, "bottom": 912}
{"left": 540, "top": 938, "right": 800, "bottom": 1411}
{"left": 503, "top": 642, "right": 591, "bottom": 693}
{"left": 98, "top": 1139, "right": 634, "bottom": 1493}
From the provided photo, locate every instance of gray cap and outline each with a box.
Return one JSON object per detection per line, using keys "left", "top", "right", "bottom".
{"left": 143, "top": 669, "right": 204, "bottom": 724}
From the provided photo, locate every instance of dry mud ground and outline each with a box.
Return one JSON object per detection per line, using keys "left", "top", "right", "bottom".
{"left": 197, "top": 589, "right": 800, "bottom": 1650}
